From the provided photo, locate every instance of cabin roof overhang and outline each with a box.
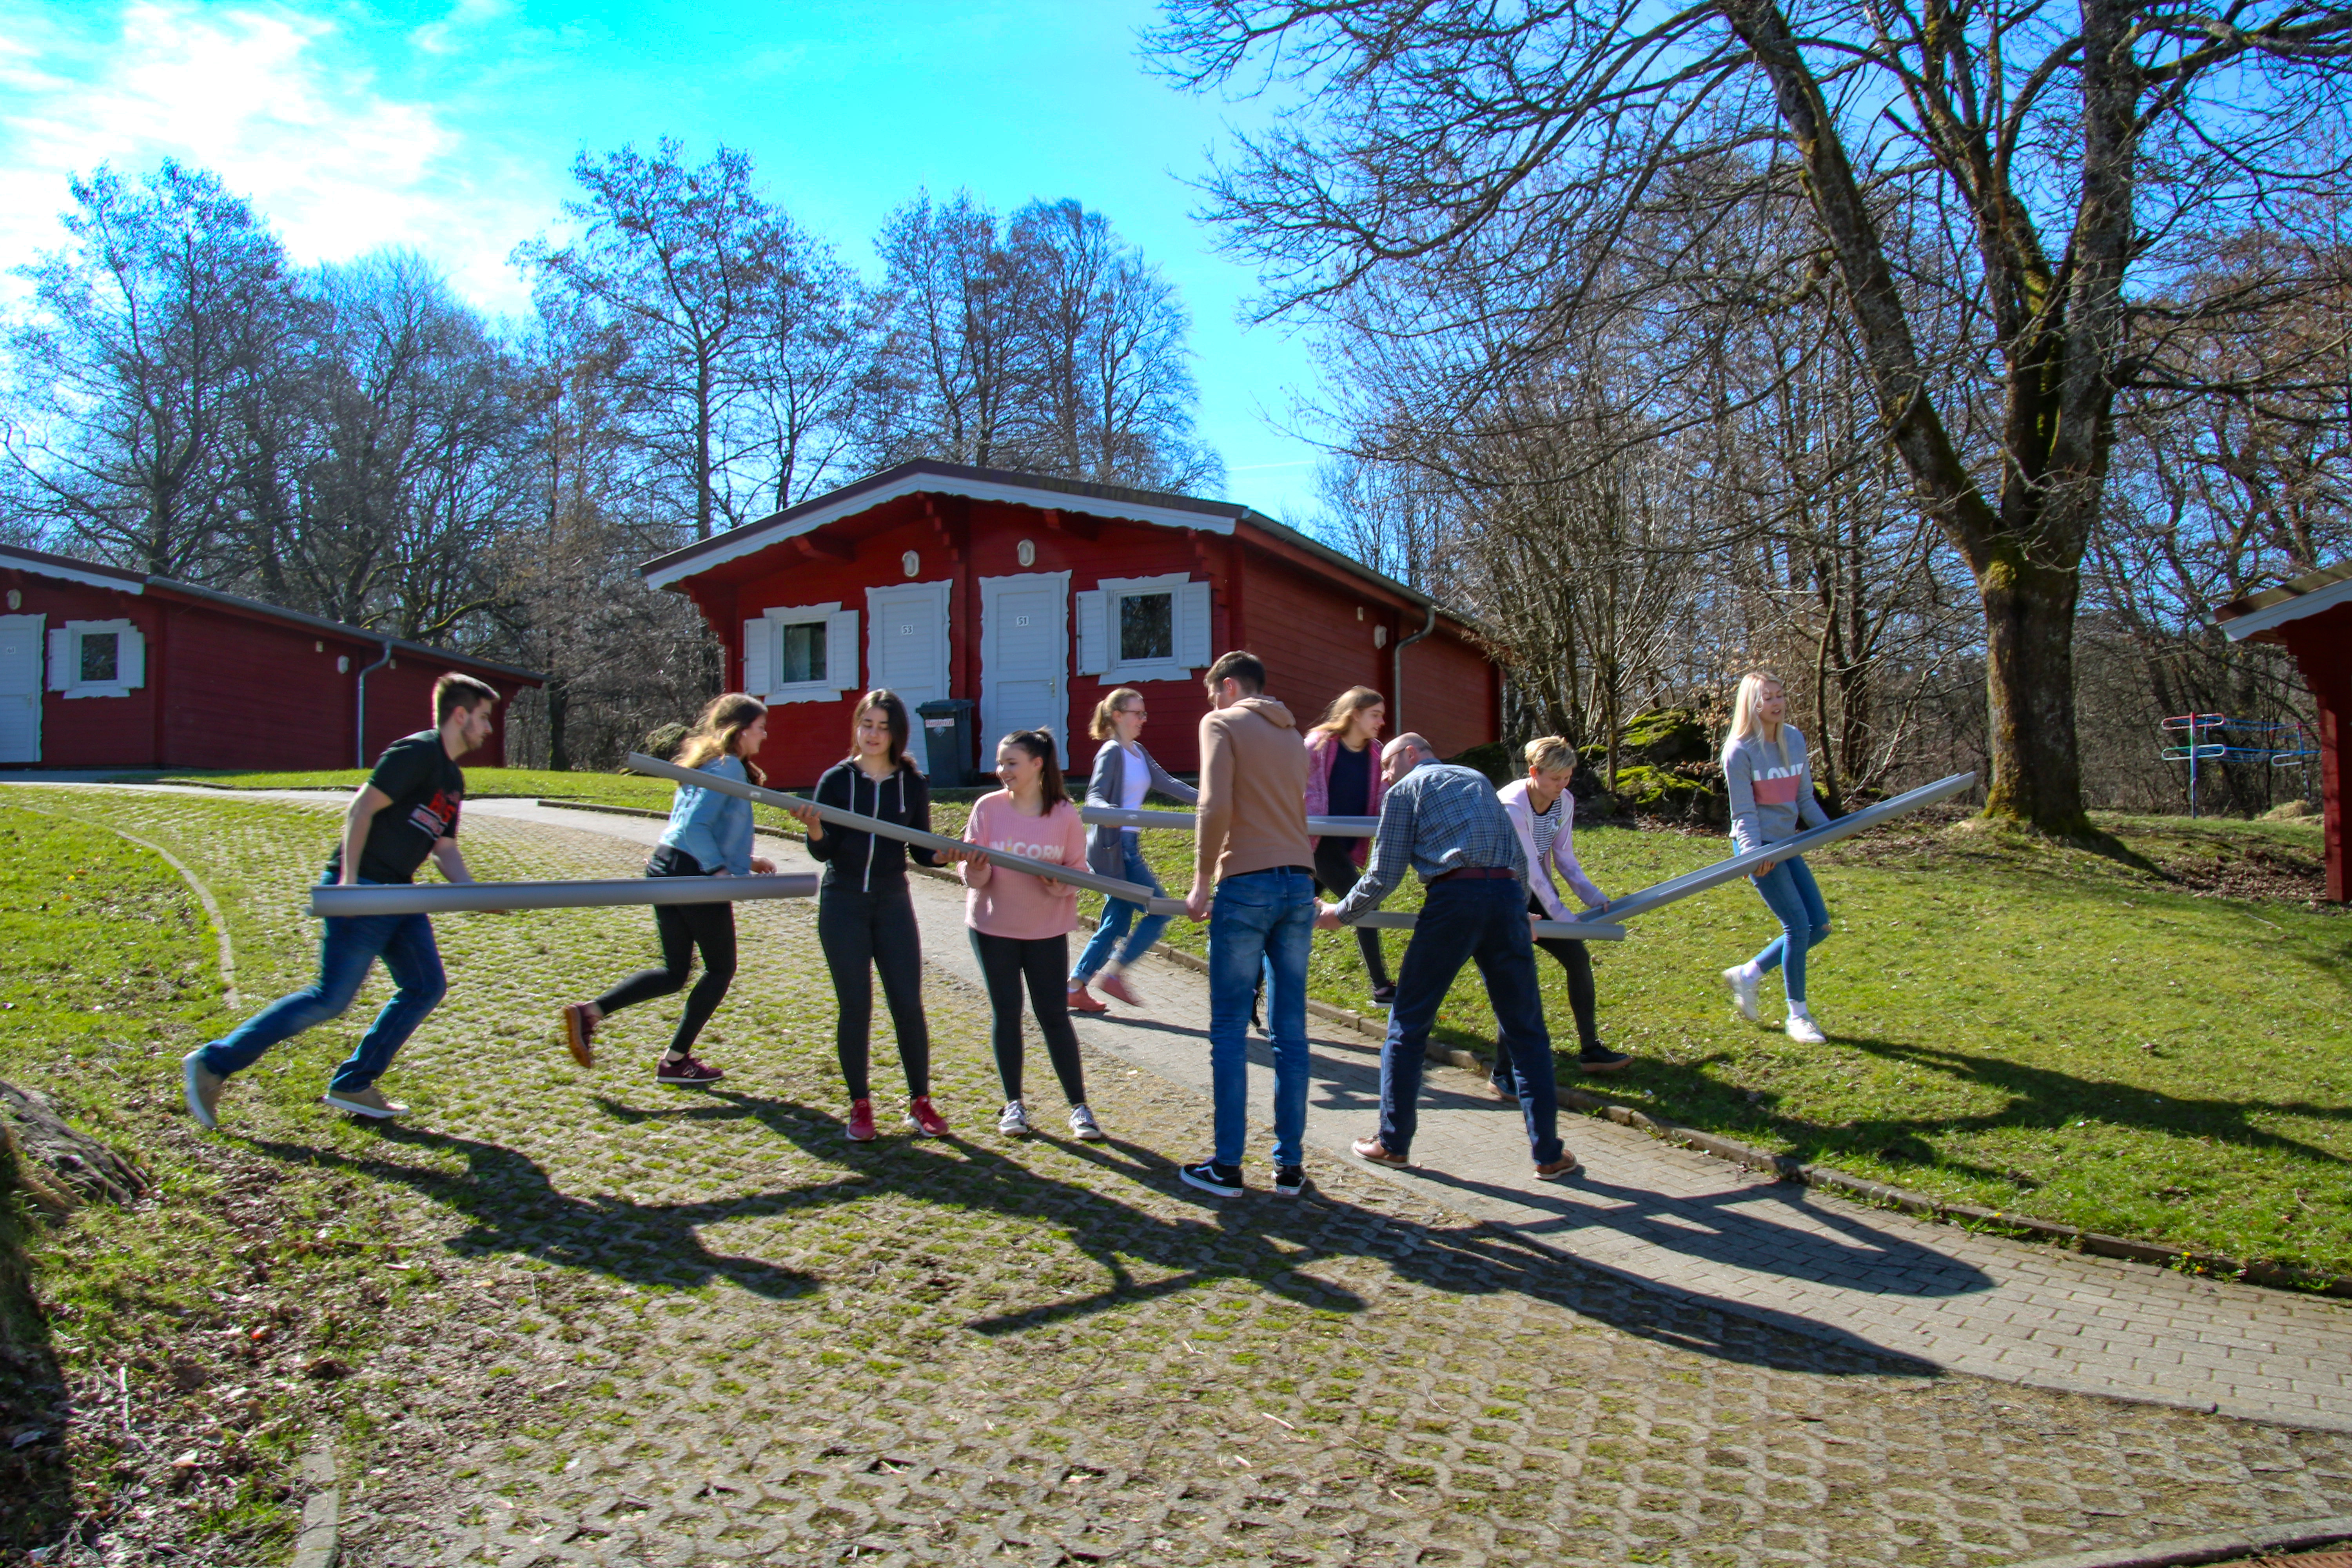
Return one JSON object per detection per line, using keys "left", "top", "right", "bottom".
{"left": 638, "top": 459, "right": 1475, "bottom": 632}
{"left": 2217, "top": 561, "right": 2352, "bottom": 646}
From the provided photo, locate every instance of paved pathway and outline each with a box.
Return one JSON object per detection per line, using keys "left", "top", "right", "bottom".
{"left": 26, "top": 784, "right": 2352, "bottom": 1433}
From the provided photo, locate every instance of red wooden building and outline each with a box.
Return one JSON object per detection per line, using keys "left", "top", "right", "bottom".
{"left": 641, "top": 462, "right": 1502, "bottom": 787}
{"left": 2219, "top": 560, "right": 2352, "bottom": 902}
{"left": 0, "top": 544, "right": 541, "bottom": 773}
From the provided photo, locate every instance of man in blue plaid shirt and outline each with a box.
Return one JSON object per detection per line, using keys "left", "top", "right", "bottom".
{"left": 1322, "top": 733, "right": 1580, "bottom": 1180}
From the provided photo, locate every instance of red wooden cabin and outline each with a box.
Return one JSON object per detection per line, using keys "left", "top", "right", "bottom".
{"left": 0, "top": 544, "right": 541, "bottom": 773}
{"left": 2219, "top": 560, "right": 2352, "bottom": 901}
{"left": 641, "top": 462, "right": 1501, "bottom": 787}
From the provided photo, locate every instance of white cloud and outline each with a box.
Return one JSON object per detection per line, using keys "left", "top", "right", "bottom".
{"left": 0, "top": 2, "right": 550, "bottom": 314}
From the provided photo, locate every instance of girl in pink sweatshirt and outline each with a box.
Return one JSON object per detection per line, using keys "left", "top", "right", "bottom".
{"left": 962, "top": 730, "right": 1102, "bottom": 1142}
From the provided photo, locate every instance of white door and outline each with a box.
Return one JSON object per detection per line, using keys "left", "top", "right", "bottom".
{"left": 865, "top": 581, "right": 952, "bottom": 715}
{"left": 0, "top": 615, "right": 43, "bottom": 764}
{"left": 979, "top": 572, "right": 1070, "bottom": 759}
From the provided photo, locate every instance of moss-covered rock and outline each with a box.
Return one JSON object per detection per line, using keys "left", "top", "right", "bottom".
{"left": 1620, "top": 708, "right": 1713, "bottom": 768}
{"left": 1445, "top": 742, "right": 1516, "bottom": 787}
{"left": 1611, "top": 762, "right": 1728, "bottom": 826}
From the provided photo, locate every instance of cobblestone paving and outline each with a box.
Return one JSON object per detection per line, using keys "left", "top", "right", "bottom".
{"left": 17, "top": 786, "right": 2352, "bottom": 1567}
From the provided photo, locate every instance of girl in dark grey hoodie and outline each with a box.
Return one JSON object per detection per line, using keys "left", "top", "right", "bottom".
{"left": 1719, "top": 672, "right": 1833, "bottom": 1043}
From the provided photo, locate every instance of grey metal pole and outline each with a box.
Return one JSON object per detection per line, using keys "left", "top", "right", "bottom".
{"left": 1348, "top": 910, "right": 1626, "bottom": 941}
{"left": 625, "top": 754, "right": 1188, "bottom": 916}
{"left": 1598, "top": 771, "right": 1977, "bottom": 923}
{"left": 1080, "top": 806, "right": 1379, "bottom": 837}
{"left": 310, "top": 873, "right": 818, "bottom": 918}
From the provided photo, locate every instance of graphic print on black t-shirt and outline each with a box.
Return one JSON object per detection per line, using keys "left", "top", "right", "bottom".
{"left": 326, "top": 731, "right": 465, "bottom": 885}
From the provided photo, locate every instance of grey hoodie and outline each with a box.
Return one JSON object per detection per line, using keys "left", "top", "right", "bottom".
{"left": 1723, "top": 727, "right": 1831, "bottom": 853}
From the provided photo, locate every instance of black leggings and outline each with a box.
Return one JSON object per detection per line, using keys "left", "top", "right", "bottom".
{"left": 593, "top": 849, "right": 737, "bottom": 1055}
{"left": 818, "top": 878, "right": 931, "bottom": 1101}
{"left": 970, "top": 930, "right": 1087, "bottom": 1106}
{"left": 1313, "top": 837, "right": 1392, "bottom": 989}
{"left": 1530, "top": 895, "right": 1602, "bottom": 1052}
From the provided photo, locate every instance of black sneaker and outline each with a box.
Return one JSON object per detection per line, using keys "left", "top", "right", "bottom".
{"left": 1273, "top": 1165, "right": 1307, "bottom": 1199}
{"left": 1180, "top": 1160, "right": 1245, "bottom": 1198}
{"left": 1579, "top": 1045, "right": 1632, "bottom": 1074}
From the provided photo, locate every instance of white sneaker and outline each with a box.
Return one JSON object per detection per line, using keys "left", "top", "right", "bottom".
{"left": 181, "top": 1051, "right": 222, "bottom": 1131}
{"left": 1722, "top": 965, "right": 1761, "bottom": 1022}
{"left": 1785, "top": 1013, "right": 1826, "bottom": 1045}
{"left": 323, "top": 1085, "right": 408, "bottom": 1119}
{"left": 1068, "top": 1105, "right": 1105, "bottom": 1142}
{"left": 998, "top": 1099, "right": 1032, "bottom": 1137}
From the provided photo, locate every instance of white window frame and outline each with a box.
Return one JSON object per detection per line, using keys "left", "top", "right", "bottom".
{"left": 750, "top": 602, "right": 858, "bottom": 704}
{"left": 49, "top": 619, "right": 144, "bottom": 699}
{"left": 1096, "top": 573, "right": 1194, "bottom": 684}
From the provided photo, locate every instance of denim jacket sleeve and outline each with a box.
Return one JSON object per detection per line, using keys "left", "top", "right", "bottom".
{"left": 660, "top": 755, "right": 754, "bottom": 875}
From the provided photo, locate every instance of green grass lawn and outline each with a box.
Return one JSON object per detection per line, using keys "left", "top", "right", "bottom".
{"left": 79, "top": 769, "right": 2352, "bottom": 1276}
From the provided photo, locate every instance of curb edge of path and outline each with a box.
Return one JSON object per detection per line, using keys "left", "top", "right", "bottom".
{"left": 2001, "top": 1513, "right": 2352, "bottom": 1567}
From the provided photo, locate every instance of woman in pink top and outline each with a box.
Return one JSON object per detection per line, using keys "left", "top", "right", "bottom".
{"left": 962, "top": 730, "right": 1103, "bottom": 1142}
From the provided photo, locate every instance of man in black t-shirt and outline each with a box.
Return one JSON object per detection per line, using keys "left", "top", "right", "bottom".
{"left": 183, "top": 674, "right": 501, "bottom": 1128}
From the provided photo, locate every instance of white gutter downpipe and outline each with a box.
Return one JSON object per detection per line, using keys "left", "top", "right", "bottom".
{"left": 355, "top": 639, "right": 394, "bottom": 767}
{"left": 1392, "top": 603, "right": 1438, "bottom": 733}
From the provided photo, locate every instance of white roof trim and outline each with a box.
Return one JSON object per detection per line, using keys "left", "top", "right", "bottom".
{"left": 643, "top": 471, "right": 1236, "bottom": 590}
{"left": 2221, "top": 575, "right": 2352, "bottom": 641}
{"left": 1, "top": 553, "right": 143, "bottom": 594}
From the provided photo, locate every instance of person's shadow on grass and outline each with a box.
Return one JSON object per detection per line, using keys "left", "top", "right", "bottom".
{"left": 243, "top": 1127, "right": 819, "bottom": 1301}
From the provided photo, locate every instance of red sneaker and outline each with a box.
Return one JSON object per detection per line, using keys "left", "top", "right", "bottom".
{"left": 1096, "top": 971, "right": 1145, "bottom": 1008}
{"left": 906, "top": 1096, "right": 951, "bottom": 1136}
{"left": 1066, "top": 984, "right": 1109, "bottom": 1014}
{"left": 655, "top": 1054, "right": 724, "bottom": 1087}
{"left": 845, "top": 1098, "right": 878, "bottom": 1143}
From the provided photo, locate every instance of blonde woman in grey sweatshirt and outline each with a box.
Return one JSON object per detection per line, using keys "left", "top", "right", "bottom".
{"left": 1720, "top": 672, "right": 1833, "bottom": 1043}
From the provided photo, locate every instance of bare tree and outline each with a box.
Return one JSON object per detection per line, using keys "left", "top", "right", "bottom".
{"left": 862, "top": 191, "right": 1036, "bottom": 470}
{"left": 4, "top": 161, "right": 305, "bottom": 579}
{"left": 1152, "top": 0, "right": 2352, "bottom": 833}
{"left": 515, "top": 140, "right": 780, "bottom": 541}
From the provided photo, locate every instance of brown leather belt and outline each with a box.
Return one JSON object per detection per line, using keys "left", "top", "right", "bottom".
{"left": 1430, "top": 866, "right": 1517, "bottom": 882}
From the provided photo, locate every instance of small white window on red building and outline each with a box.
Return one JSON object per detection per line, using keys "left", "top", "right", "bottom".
{"left": 1076, "top": 575, "right": 1212, "bottom": 684}
{"left": 742, "top": 603, "right": 860, "bottom": 704}
{"left": 47, "top": 619, "right": 145, "bottom": 699}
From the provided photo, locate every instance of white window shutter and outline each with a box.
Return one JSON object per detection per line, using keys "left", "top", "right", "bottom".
{"left": 46, "top": 630, "right": 70, "bottom": 690}
{"left": 118, "top": 628, "right": 145, "bottom": 688}
{"left": 826, "top": 609, "right": 860, "bottom": 693}
{"left": 1075, "top": 590, "right": 1108, "bottom": 675}
{"left": 742, "top": 618, "right": 772, "bottom": 696}
{"left": 1178, "top": 581, "right": 1213, "bottom": 669}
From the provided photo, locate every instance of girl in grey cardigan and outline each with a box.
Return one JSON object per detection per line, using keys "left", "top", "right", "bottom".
{"left": 1068, "top": 687, "right": 1198, "bottom": 1013}
{"left": 1720, "top": 672, "right": 1834, "bottom": 1044}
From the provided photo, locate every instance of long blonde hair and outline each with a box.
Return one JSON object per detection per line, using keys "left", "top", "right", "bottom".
{"left": 1089, "top": 686, "right": 1143, "bottom": 742}
{"left": 1311, "top": 685, "right": 1386, "bottom": 741}
{"left": 676, "top": 692, "right": 768, "bottom": 784}
{"left": 1728, "top": 671, "right": 1790, "bottom": 758}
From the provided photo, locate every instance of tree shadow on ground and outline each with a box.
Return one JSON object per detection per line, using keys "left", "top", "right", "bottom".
{"left": 1292, "top": 1038, "right": 1998, "bottom": 1297}
{"left": 579, "top": 1089, "right": 1936, "bottom": 1379}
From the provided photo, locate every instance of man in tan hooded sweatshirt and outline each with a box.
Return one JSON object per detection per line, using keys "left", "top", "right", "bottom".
{"left": 1180, "top": 652, "right": 1316, "bottom": 1200}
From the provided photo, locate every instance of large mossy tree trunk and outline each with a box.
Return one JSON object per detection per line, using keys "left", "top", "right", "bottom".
{"left": 1980, "top": 555, "right": 2093, "bottom": 833}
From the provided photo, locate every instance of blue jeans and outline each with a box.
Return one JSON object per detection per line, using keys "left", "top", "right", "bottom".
{"left": 1377, "top": 877, "right": 1563, "bottom": 1164}
{"left": 1070, "top": 836, "right": 1171, "bottom": 983}
{"left": 1748, "top": 855, "right": 1831, "bottom": 1003}
{"left": 198, "top": 885, "right": 447, "bottom": 1092}
{"left": 1206, "top": 867, "right": 1316, "bottom": 1169}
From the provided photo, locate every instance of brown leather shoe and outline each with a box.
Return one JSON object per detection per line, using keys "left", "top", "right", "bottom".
{"left": 1352, "top": 1136, "right": 1408, "bottom": 1167}
{"left": 1534, "top": 1153, "right": 1582, "bottom": 1182}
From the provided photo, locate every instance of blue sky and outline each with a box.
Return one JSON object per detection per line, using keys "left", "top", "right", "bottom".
{"left": 0, "top": 0, "right": 1332, "bottom": 523}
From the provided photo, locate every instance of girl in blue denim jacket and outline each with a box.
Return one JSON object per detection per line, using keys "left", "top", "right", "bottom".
{"left": 563, "top": 694, "right": 776, "bottom": 1085}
